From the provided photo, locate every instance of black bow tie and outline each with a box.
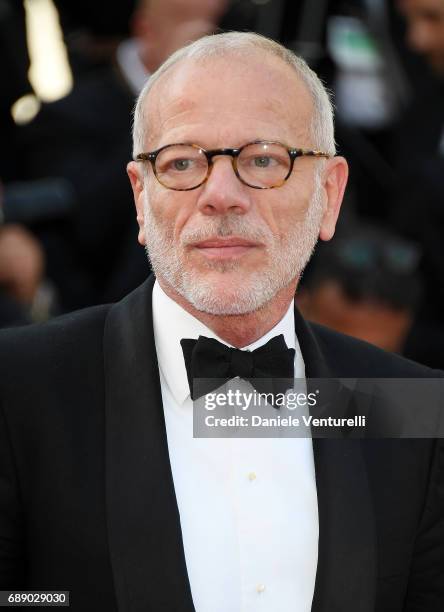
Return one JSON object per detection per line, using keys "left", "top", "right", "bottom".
{"left": 180, "top": 334, "right": 295, "bottom": 400}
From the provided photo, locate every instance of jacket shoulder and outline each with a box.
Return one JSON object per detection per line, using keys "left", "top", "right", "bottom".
{"left": 0, "top": 305, "right": 111, "bottom": 382}
{"left": 309, "top": 322, "right": 443, "bottom": 378}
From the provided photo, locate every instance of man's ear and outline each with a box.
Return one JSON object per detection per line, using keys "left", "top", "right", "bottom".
{"left": 319, "top": 156, "right": 349, "bottom": 242}
{"left": 127, "top": 161, "right": 147, "bottom": 246}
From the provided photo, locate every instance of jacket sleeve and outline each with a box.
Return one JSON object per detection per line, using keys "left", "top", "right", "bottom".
{"left": 0, "top": 400, "right": 25, "bottom": 588}
{"left": 404, "top": 439, "right": 444, "bottom": 611}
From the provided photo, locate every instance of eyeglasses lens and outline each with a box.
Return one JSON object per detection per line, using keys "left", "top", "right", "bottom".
{"left": 155, "top": 145, "right": 207, "bottom": 190}
{"left": 154, "top": 142, "right": 292, "bottom": 190}
{"left": 237, "top": 143, "right": 291, "bottom": 188}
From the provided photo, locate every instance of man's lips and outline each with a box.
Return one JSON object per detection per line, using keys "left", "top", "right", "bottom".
{"left": 191, "top": 237, "right": 260, "bottom": 259}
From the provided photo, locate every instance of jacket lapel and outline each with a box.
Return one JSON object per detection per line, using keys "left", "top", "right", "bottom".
{"left": 104, "top": 275, "right": 195, "bottom": 612}
{"left": 294, "top": 307, "right": 377, "bottom": 612}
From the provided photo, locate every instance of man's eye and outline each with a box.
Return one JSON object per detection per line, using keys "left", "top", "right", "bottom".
{"left": 254, "top": 156, "right": 272, "bottom": 168}
{"left": 172, "top": 159, "right": 192, "bottom": 171}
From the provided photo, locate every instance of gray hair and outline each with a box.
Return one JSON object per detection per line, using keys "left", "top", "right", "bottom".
{"left": 132, "top": 31, "right": 336, "bottom": 158}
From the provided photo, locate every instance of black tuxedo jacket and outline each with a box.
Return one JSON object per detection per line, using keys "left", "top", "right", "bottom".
{"left": 0, "top": 276, "right": 443, "bottom": 611}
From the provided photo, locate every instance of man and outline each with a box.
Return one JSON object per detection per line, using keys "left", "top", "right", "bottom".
{"left": 398, "top": 0, "right": 444, "bottom": 74}
{"left": 0, "top": 32, "right": 443, "bottom": 612}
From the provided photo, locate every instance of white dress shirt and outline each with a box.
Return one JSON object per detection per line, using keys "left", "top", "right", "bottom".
{"left": 152, "top": 281, "right": 318, "bottom": 612}
{"left": 116, "top": 38, "right": 150, "bottom": 95}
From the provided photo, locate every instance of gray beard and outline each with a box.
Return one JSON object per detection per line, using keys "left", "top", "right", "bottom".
{"left": 143, "top": 183, "right": 324, "bottom": 315}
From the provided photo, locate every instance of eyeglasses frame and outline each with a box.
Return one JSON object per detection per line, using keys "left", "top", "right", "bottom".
{"left": 134, "top": 140, "right": 332, "bottom": 191}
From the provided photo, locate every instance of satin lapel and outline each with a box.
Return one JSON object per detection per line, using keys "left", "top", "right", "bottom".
{"left": 104, "top": 276, "right": 195, "bottom": 612}
{"left": 294, "top": 306, "right": 377, "bottom": 612}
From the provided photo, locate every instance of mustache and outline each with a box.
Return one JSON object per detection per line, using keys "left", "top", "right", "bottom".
{"left": 180, "top": 216, "right": 274, "bottom": 245}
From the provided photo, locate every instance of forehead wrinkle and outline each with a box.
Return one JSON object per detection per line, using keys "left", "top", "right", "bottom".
{"left": 152, "top": 110, "right": 311, "bottom": 150}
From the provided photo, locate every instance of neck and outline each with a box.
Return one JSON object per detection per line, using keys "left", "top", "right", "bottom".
{"left": 157, "top": 278, "right": 298, "bottom": 348}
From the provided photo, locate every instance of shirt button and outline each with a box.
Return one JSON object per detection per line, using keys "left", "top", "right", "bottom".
{"left": 256, "top": 584, "right": 266, "bottom": 594}
{"left": 248, "top": 472, "right": 257, "bottom": 481}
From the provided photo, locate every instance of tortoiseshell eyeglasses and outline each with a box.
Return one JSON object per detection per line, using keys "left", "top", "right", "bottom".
{"left": 134, "top": 140, "right": 331, "bottom": 191}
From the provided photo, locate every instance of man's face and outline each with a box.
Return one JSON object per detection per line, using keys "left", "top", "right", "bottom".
{"left": 399, "top": 0, "right": 444, "bottom": 74}
{"left": 149, "top": 0, "right": 229, "bottom": 23}
{"left": 128, "top": 55, "right": 346, "bottom": 315}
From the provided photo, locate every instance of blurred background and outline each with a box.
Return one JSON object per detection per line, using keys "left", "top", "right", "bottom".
{"left": 1, "top": 0, "right": 444, "bottom": 368}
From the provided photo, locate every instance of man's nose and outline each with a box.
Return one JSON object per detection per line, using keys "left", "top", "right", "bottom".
{"left": 196, "top": 156, "right": 252, "bottom": 216}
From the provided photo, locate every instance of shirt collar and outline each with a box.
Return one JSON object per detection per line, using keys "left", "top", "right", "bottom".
{"left": 116, "top": 38, "right": 150, "bottom": 95}
{"left": 152, "top": 280, "right": 303, "bottom": 406}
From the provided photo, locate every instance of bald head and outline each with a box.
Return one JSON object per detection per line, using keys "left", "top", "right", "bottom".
{"left": 132, "top": 32, "right": 336, "bottom": 159}
{"left": 146, "top": 53, "right": 314, "bottom": 154}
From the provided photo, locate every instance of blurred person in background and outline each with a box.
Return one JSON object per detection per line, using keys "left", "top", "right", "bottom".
{"left": 10, "top": 0, "right": 229, "bottom": 311}
{"left": 399, "top": 0, "right": 444, "bottom": 74}
{"left": 0, "top": 2, "right": 51, "bottom": 328}
{"left": 51, "top": 0, "right": 137, "bottom": 77}
{"left": 0, "top": 225, "right": 45, "bottom": 327}
{"left": 0, "top": 184, "right": 46, "bottom": 327}
{"left": 297, "top": 226, "right": 422, "bottom": 353}
{"left": 389, "top": 0, "right": 444, "bottom": 368}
